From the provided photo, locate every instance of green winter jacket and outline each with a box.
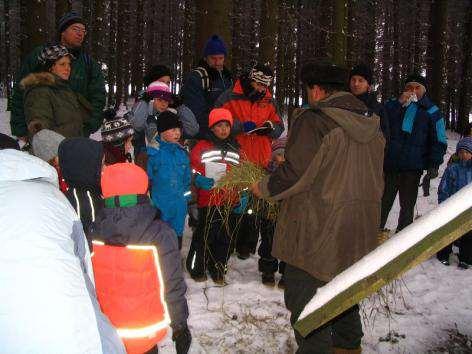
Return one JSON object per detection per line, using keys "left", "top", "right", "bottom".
{"left": 21, "top": 72, "right": 92, "bottom": 138}
{"left": 9, "top": 45, "right": 105, "bottom": 137}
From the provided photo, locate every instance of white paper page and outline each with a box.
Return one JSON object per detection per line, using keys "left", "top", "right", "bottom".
{"left": 205, "top": 161, "right": 227, "bottom": 183}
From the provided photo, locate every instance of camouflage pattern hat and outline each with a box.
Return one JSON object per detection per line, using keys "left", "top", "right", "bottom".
{"left": 38, "top": 44, "right": 74, "bottom": 66}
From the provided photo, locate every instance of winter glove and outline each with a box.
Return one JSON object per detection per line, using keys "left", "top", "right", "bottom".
{"left": 255, "top": 121, "right": 275, "bottom": 136}
{"left": 172, "top": 325, "right": 192, "bottom": 354}
{"left": 233, "top": 192, "right": 249, "bottom": 214}
{"left": 194, "top": 174, "right": 214, "bottom": 190}
{"left": 243, "top": 121, "right": 257, "bottom": 133}
{"left": 426, "top": 166, "right": 439, "bottom": 179}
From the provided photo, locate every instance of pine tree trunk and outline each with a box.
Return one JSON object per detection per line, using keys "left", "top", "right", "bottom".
{"left": 381, "top": 0, "right": 392, "bottom": 100}
{"left": 21, "top": 0, "right": 47, "bottom": 59}
{"left": 458, "top": 1, "right": 472, "bottom": 136}
{"left": 331, "top": 0, "right": 348, "bottom": 66}
{"left": 427, "top": 0, "right": 448, "bottom": 112}
{"left": 182, "top": 0, "right": 195, "bottom": 73}
{"left": 195, "top": 0, "right": 232, "bottom": 65}
{"left": 259, "top": 0, "right": 278, "bottom": 68}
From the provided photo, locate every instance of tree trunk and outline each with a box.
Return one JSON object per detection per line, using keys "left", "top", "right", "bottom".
{"left": 69, "top": 0, "right": 82, "bottom": 14}
{"left": 458, "top": 0, "right": 472, "bottom": 136}
{"left": 195, "top": 0, "right": 232, "bottom": 66}
{"left": 107, "top": 0, "right": 117, "bottom": 106}
{"left": 380, "top": 0, "right": 392, "bottom": 100}
{"left": 259, "top": 0, "right": 278, "bottom": 68}
{"left": 21, "top": 0, "right": 47, "bottom": 59}
{"left": 427, "top": 0, "right": 448, "bottom": 112}
{"left": 182, "top": 0, "right": 195, "bottom": 73}
{"left": 331, "top": 0, "right": 348, "bottom": 66}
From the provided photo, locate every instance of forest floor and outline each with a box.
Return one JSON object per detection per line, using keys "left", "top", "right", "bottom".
{"left": 1, "top": 99, "right": 472, "bottom": 353}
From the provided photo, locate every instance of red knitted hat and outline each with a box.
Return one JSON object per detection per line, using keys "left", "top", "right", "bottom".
{"left": 101, "top": 163, "right": 149, "bottom": 198}
{"left": 209, "top": 108, "right": 233, "bottom": 128}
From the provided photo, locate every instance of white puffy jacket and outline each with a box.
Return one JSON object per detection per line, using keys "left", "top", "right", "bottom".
{"left": 0, "top": 149, "right": 125, "bottom": 354}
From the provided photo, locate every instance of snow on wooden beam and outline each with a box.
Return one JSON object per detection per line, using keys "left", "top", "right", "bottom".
{"left": 294, "top": 184, "right": 472, "bottom": 337}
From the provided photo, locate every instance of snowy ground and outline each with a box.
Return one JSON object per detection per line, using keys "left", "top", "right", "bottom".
{"left": 1, "top": 98, "right": 471, "bottom": 353}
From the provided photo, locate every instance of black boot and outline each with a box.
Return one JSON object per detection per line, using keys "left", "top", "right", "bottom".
{"left": 172, "top": 325, "right": 192, "bottom": 354}
{"left": 261, "top": 272, "right": 275, "bottom": 286}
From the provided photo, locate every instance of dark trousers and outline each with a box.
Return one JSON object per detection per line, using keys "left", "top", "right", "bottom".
{"left": 380, "top": 170, "right": 422, "bottom": 231}
{"left": 258, "top": 217, "right": 285, "bottom": 275}
{"left": 284, "top": 264, "right": 363, "bottom": 354}
{"left": 235, "top": 213, "right": 259, "bottom": 256}
{"left": 437, "top": 230, "right": 472, "bottom": 264}
{"left": 186, "top": 206, "right": 233, "bottom": 277}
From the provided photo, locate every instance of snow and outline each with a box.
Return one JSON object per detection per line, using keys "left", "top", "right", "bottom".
{"left": 2, "top": 98, "right": 471, "bottom": 353}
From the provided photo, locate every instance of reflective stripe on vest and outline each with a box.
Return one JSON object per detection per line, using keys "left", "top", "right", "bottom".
{"left": 91, "top": 241, "right": 170, "bottom": 340}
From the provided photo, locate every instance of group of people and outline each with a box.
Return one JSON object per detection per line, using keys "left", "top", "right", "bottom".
{"left": 1, "top": 9, "right": 471, "bottom": 354}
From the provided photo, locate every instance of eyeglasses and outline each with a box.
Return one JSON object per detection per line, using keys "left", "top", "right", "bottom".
{"left": 70, "top": 26, "right": 87, "bottom": 35}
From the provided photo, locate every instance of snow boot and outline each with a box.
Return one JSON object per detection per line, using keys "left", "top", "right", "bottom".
{"left": 261, "top": 272, "right": 275, "bottom": 286}
{"left": 277, "top": 276, "right": 285, "bottom": 289}
{"left": 458, "top": 261, "right": 470, "bottom": 269}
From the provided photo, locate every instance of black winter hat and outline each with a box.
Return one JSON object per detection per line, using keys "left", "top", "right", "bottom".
{"left": 0, "top": 133, "right": 20, "bottom": 150}
{"left": 349, "top": 64, "right": 373, "bottom": 85}
{"left": 58, "top": 11, "right": 85, "bottom": 34}
{"left": 404, "top": 73, "right": 427, "bottom": 90}
{"left": 143, "top": 65, "right": 173, "bottom": 87}
{"left": 301, "top": 62, "right": 348, "bottom": 87}
{"left": 156, "top": 111, "right": 182, "bottom": 134}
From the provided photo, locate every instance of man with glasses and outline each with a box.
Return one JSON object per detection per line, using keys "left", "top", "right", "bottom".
{"left": 9, "top": 11, "right": 105, "bottom": 141}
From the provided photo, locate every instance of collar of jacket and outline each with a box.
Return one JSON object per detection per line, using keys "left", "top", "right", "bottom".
{"left": 416, "top": 95, "right": 433, "bottom": 110}
{"left": 155, "top": 136, "right": 186, "bottom": 151}
{"left": 197, "top": 59, "right": 232, "bottom": 81}
{"left": 104, "top": 194, "right": 149, "bottom": 208}
{"left": 232, "top": 79, "right": 273, "bottom": 101}
{"left": 20, "top": 72, "right": 69, "bottom": 90}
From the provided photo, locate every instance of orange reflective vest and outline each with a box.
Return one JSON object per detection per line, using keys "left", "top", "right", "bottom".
{"left": 92, "top": 241, "right": 170, "bottom": 354}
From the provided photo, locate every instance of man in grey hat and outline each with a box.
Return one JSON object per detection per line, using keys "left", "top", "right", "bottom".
{"left": 251, "top": 62, "right": 385, "bottom": 353}
{"left": 9, "top": 11, "right": 105, "bottom": 141}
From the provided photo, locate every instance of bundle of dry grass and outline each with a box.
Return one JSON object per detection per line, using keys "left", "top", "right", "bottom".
{"left": 212, "top": 161, "right": 279, "bottom": 220}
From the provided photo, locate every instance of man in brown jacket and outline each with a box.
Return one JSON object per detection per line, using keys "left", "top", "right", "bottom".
{"left": 252, "top": 62, "right": 385, "bottom": 354}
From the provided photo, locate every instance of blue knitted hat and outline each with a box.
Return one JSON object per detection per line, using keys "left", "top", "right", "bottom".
{"left": 58, "top": 11, "right": 85, "bottom": 33}
{"left": 457, "top": 136, "right": 472, "bottom": 154}
{"left": 203, "top": 35, "right": 227, "bottom": 57}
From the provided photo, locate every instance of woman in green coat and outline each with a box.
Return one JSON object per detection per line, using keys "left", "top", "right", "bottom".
{"left": 20, "top": 45, "right": 92, "bottom": 138}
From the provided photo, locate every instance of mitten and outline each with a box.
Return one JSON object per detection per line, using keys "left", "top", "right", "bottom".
{"left": 243, "top": 121, "right": 257, "bottom": 133}
{"left": 233, "top": 192, "right": 249, "bottom": 214}
{"left": 194, "top": 174, "right": 214, "bottom": 190}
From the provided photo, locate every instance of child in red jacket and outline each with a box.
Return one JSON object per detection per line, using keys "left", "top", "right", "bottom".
{"left": 186, "top": 108, "right": 241, "bottom": 284}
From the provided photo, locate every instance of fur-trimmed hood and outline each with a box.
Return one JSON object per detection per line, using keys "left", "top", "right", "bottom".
{"left": 20, "top": 72, "right": 65, "bottom": 90}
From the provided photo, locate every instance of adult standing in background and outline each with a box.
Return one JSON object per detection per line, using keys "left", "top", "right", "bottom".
{"left": 181, "top": 35, "right": 233, "bottom": 138}
{"left": 380, "top": 73, "right": 447, "bottom": 232}
{"left": 9, "top": 11, "right": 105, "bottom": 140}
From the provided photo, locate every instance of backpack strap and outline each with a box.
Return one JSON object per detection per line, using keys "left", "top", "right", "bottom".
{"left": 194, "top": 66, "right": 210, "bottom": 91}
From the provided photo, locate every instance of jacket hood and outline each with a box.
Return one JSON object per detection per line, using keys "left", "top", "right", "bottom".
{"left": 0, "top": 149, "right": 58, "bottom": 187}
{"left": 313, "top": 91, "right": 381, "bottom": 144}
{"left": 197, "top": 59, "right": 232, "bottom": 81}
{"left": 20, "top": 72, "right": 66, "bottom": 91}
{"left": 58, "top": 138, "right": 103, "bottom": 190}
{"left": 92, "top": 199, "right": 158, "bottom": 243}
